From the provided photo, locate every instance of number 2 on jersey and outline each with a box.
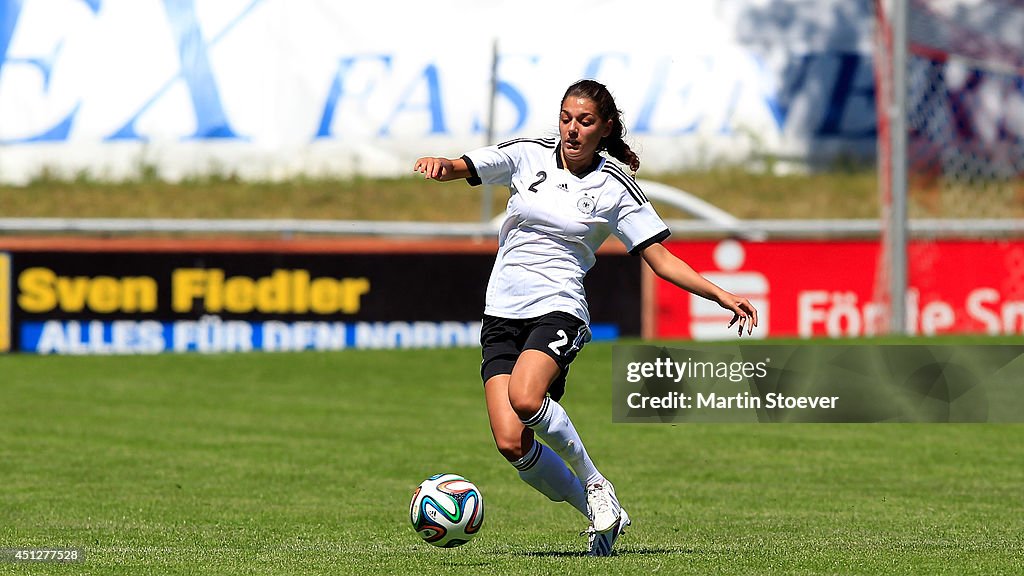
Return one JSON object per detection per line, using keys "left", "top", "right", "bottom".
{"left": 528, "top": 171, "right": 547, "bottom": 193}
{"left": 548, "top": 329, "right": 568, "bottom": 355}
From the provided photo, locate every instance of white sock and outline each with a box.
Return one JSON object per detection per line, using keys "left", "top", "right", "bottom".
{"left": 521, "top": 397, "right": 604, "bottom": 487}
{"left": 512, "top": 440, "right": 588, "bottom": 517}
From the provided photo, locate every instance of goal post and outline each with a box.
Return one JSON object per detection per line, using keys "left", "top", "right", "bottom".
{"left": 874, "top": 0, "right": 909, "bottom": 335}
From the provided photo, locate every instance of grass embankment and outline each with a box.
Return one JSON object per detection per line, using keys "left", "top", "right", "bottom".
{"left": 1, "top": 169, "right": 880, "bottom": 221}
{"left": 5, "top": 167, "right": 1017, "bottom": 223}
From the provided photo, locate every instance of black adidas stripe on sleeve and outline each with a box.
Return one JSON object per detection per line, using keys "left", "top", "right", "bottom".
{"left": 602, "top": 164, "right": 648, "bottom": 205}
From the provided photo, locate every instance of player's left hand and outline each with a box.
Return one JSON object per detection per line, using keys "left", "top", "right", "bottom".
{"left": 721, "top": 294, "right": 758, "bottom": 336}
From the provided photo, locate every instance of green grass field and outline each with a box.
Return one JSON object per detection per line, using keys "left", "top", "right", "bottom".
{"left": 2, "top": 344, "right": 1022, "bottom": 575}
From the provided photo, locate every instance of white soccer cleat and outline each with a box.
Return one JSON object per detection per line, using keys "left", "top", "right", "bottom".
{"left": 586, "top": 480, "right": 621, "bottom": 533}
{"left": 583, "top": 507, "right": 631, "bottom": 557}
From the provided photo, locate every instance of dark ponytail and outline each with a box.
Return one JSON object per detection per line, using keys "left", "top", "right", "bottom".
{"left": 561, "top": 79, "right": 640, "bottom": 174}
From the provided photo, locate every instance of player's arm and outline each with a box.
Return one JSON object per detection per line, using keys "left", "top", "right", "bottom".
{"left": 640, "top": 242, "right": 758, "bottom": 336}
{"left": 413, "top": 156, "right": 471, "bottom": 181}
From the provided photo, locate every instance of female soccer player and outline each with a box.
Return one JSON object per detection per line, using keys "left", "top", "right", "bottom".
{"left": 413, "top": 79, "right": 758, "bottom": 556}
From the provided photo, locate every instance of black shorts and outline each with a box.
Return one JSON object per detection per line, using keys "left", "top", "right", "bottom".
{"left": 479, "top": 311, "right": 591, "bottom": 402}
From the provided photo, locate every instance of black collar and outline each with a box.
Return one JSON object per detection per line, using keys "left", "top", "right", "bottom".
{"left": 556, "top": 142, "right": 603, "bottom": 178}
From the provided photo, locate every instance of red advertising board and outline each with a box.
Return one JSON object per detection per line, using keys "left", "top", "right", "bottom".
{"left": 657, "top": 240, "right": 1024, "bottom": 339}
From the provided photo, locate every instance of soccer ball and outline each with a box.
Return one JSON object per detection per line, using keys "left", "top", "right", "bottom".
{"left": 409, "top": 473, "right": 484, "bottom": 548}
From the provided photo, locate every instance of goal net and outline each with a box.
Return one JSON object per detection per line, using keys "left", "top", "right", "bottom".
{"left": 873, "top": 0, "right": 1024, "bottom": 332}
{"left": 878, "top": 0, "right": 1024, "bottom": 219}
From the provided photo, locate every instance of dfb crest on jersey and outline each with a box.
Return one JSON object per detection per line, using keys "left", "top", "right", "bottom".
{"left": 577, "top": 196, "right": 596, "bottom": 214}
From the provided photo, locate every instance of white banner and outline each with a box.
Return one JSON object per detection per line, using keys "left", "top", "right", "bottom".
{"left": 0, "top": 0, "right": 879, "bottom": 183}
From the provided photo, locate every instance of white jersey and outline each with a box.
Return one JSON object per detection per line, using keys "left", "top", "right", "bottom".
{"left": 463, "top": 136, "right": 670, "bottom": 324}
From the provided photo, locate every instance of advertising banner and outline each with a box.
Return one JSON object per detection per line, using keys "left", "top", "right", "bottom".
{"left": 0, "top": 244, "right": 642, "bottom": 354}
{"left": 656, "top": 239, "right": 1024, "bottom": 339}
{"left": 0, "top": 0, "right": 881, "bottom": 182}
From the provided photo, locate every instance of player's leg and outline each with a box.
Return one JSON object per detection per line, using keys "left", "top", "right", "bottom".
{"left": 508, "top": 316, "right": 606, "bottom": 489}
{"left": 484, "top": 374, "right": 588, "bottom": 517}
{"left": 508, "top": 315, "right": 627, "bottom": 541}
{"left": 506, "top": 351, "right": 609, "bottom": 486}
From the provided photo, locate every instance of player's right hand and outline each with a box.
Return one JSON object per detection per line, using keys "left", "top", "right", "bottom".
{"left": 413, "top": 157, "right": 454, "bottom": 181}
